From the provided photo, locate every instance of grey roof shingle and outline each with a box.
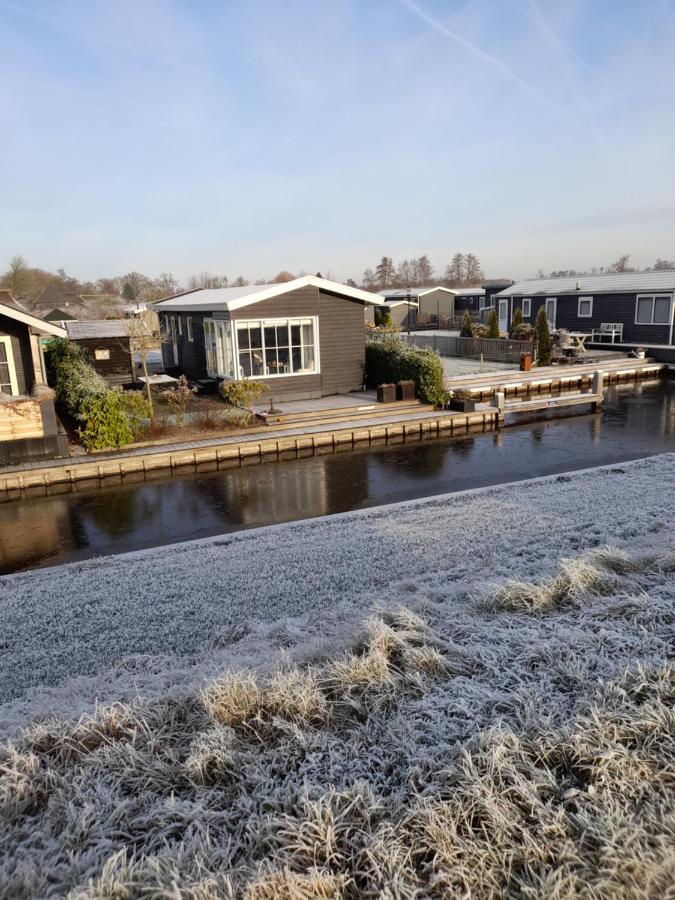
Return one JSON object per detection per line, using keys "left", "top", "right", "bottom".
{"left": 65, "top": 320, "right": 130, "bottom": 339}
{"left": 498, "top": 271, "right": 675, "bottom": 297}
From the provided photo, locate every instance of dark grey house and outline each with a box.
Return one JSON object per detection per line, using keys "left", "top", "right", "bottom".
{"left": 155, "top": 276, "right": 385, "bottom": 401}
{"left": 454, "top": 280, "right": 514, "bottom": 316}
{"left": 494, "top": 272, "right": 675, "bottom": 349}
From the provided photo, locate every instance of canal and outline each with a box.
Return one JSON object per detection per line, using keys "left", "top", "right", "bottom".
{"left": 0, "top": 379, "right": 673, "bottom": 574}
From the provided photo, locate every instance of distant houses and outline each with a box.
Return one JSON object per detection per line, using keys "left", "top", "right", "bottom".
{"left": 495, "top": 272, "right": 675, "bottom": 349}
{"left": 378, "top": 287, "right": 457, "bottom": 325}
{"left": 155, "top": 275, "right": 384, "bottom": 401}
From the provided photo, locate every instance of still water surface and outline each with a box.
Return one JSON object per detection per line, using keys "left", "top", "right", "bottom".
{"left": 1, "top": 380, "right": 673, "bottom": 574}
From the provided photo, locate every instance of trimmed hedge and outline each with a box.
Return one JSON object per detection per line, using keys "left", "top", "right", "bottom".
{"left": 45, "top": 339, "right": 133, "bottom": 450}
{"left": 365, "top": 336, "right": 445, "bottom": 405}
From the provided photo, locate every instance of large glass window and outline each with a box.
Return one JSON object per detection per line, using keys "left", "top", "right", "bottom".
{"left": 636, "top": 295, "right": 672, "bottom": 325}
{"left": 0, "top": 338, "right": 18, "bottom": 396}
{"left": 236, "top": 317, "right": 317, "bottom": 378}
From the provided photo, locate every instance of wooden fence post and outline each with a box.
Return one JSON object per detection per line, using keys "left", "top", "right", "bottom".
{"left": 591, "top": 370, "right": 604, "bottom": 411}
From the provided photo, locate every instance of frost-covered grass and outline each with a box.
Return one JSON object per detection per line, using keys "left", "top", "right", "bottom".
{"left": 0, "top": 455, "right": 674, "bottom": 895}
{"left": 0, "top": 543, "right": 674, "bottom": 897}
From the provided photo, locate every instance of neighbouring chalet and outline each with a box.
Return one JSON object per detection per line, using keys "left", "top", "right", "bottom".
{"left": 155, "top": 276, "right": 385, "bottom": 401}
{"left": 64, "top": 320, "right": 134, "bottom": 387}
{"left": 0, "top": 292, "right": 68, "bottom": 463}
{"left": 378, "top": 287, "right": 457, "bottom": 326}
{"left": 494, "top": 272, "right": 675, "bottom": 351}
{"left": 454, "top": 280, "right": 514, "bottom": 316}
{"left": 365, "top": 298, "right": 419, "bottom": 329}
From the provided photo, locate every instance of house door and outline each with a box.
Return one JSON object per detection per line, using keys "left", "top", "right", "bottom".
{"left": 545, "top": 298, "right": 557, "bottom": 331}
{"left": 498, "top": 298, "right": 509, "bottom": 333}
{"left": 170, "top": 316, "right": 179, "bottom": 365}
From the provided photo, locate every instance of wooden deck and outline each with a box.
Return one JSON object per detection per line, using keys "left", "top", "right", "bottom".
{"left": 446, "top": 357, "right": 664, "bottom": 400}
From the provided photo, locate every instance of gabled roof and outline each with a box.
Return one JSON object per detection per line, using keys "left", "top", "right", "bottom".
{"left": 497, "top": 271, "right": 675, "bottom": 297}
{"left": 65, "top": 320, "right": 130, "bottom": 339}
{"left": 155, "top": 275, "right": 385, "bottom": 313}
{"left": 0, "top": 301, "right": 67, "bottom": 337}
{"left": 382, "top": 298, "right": 419, "bottom": 308}
{"left": 379, "top": 286, "right": 457, "bottom": 300}
{"left": 43, "top": 307, "right": 78, "bottom": 322}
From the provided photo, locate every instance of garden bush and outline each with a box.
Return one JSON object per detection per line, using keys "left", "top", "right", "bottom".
{"left": 45, "top": 339, "right": 133, "bottom": 450}
{"left": 365, "top": 336, "right": 445, "bottom": 406}
{"left": 117, "top": 389, "right": 151, "bottom": 439}
{"left": 535, "top": 306, "right": 552, "bottom": 365}
{"left": 509, "top": 305, "right": 523, "bottom": 337}
{"left": 459, "top": 310, "right": 474, "bottom": 337}
{"left": 487, "top": 307, "right": 500, "bottom": 338}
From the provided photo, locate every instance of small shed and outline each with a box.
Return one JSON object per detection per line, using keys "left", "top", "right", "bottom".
{"left": 65, "top": 320, "right": 133, "bottom": 386}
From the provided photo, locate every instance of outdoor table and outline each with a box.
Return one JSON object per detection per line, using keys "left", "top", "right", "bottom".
{"left": 138, "top": 374, "right": 179, "bottom": 396}
{"left": 560, "top": 332, "right": 591, "bottom": 356}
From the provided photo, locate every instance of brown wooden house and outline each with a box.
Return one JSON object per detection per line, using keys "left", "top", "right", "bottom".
{"left": 155, "top": 276, "right": 385, "bottom": 401}
{"left": 64, "top": 320, "right": 134, "bottom": 387}
{"left": 0, "top": 292, "right": 68, "bottom": 463}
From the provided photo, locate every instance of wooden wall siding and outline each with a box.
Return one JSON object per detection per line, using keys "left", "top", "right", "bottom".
{"left": 0, "top": 313, "right": 35, "bottom": 395}
{"left": 318, "top": 291, "right": 366, "bottom": 395}
{"left": 0, "top": 400, "right": 44, "bottom": 442}
{"left": 75, "top": 337, "right": 134, "bottom": 387}
{"left": 509, "top": 293, "right": 674, "bottom": 345}
{"left": 229, "top": 285, "right": 320, "bottom": 321}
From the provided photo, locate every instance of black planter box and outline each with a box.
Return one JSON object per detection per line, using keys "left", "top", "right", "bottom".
{"left": 397, "top": 380, "right": 415, "bottom": 401}
{"left": 377, "top": 383, "right": 397, "bottom": 403}
{"left": 448, "top": 398, "right": 476, "bottom": 412}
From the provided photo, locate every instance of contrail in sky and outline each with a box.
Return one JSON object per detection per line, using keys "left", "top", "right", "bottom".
{"left": 399, "top": 0, "right": 563, "bottom": 114}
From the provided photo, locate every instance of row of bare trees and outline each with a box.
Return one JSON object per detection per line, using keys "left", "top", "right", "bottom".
{"left": 536, "top": 254, "right": 675, "bottom": 279}
{"left": 0, "top": 255, "right": 301, "bottom": 307}
{"left": 360, "top": 253, "right": 484, "bottom": 291}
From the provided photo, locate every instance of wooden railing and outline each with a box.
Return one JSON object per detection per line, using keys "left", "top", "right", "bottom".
{"left": 401, "top": 334, "right": 533, "bottom": 363}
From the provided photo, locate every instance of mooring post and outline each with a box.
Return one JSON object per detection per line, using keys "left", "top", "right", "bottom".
{"left": 591, "top": 370, "right": 604, "bottom": 411}
{"left": 491, "top": 390, "right": 505, "bottom": 427}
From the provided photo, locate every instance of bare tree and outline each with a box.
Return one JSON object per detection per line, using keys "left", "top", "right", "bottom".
{"left": 465, "top": 253, "right": 484, "bottom": 285}
{"left": 417, "top": 255, "right": 434, "bottom": 284}
{"left": 271, "top": 271, "right": 295, "bottom": 283}
{"left": 362, "top": 268, "right": 376, "bottom": 290}
{"left": 446, "top": 253, "right": 465, "bottom": 286}
{"left": 186, "top": 273, "right": 228, "bottom": 290}
{"left": 6, "top": 255, "right": 30, "bottom": 298}
{"left": 375, "top": 256, "right": 396, "bottom": 289}
{"left": 396, "top": 259, "right": 413, "bottom": 287}
{"left": 232, "top": 276, "right": 249, "bottom": 287}
{"left": 607, "top": 254, "right": 633, "bottom": 273}
{"left": 125, "top": 318, "right": 159, "bottom": 415}
{"left": 652, "top": 258, "right": 675, "bottom": 271}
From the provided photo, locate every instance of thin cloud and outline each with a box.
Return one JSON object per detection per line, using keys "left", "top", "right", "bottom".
{"left": 399, "top": 0, "right": 562, "bottom": 113}
{"left": 0, "top": 0, "right": 229, "bottom": 85}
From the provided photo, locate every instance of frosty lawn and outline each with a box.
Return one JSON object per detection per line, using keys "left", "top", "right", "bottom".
{"left": 1, "top": 532, "right": 674, "bottom": 895}
{"left": 0, "top": 453, "right": 673, "bottom": 734}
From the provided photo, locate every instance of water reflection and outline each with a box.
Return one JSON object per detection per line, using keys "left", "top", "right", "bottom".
{"left": 0, "top": 380, "right": 673, "bottom": 574}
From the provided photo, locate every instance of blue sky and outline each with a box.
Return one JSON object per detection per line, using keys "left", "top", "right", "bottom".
{"left": 2, "top": 0, "right": 675, "bottom": 283}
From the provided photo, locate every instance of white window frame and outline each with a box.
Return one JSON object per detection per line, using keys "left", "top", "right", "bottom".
{"left": 177, "top": 315, "right": 183, "bottom": 336}
{"left": 233, "top": 316, "right": 320, "bottom": 380}
{"left": 577, "top": 296, "right": 593, "bottom": 318}
{"left": 0, "top": 335, "right": 19, "bottom": 396}
{"left": 635, "top": 294, "right": 673, "bottom": 326}
{"left": 545, "top": 297, "right": 557, "bottom": 330}
{"left": 186, "top": 316, "right": 193, "bottom": 342}
{"left": 521, "top": 299, "right": 531, "bottom": 318}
